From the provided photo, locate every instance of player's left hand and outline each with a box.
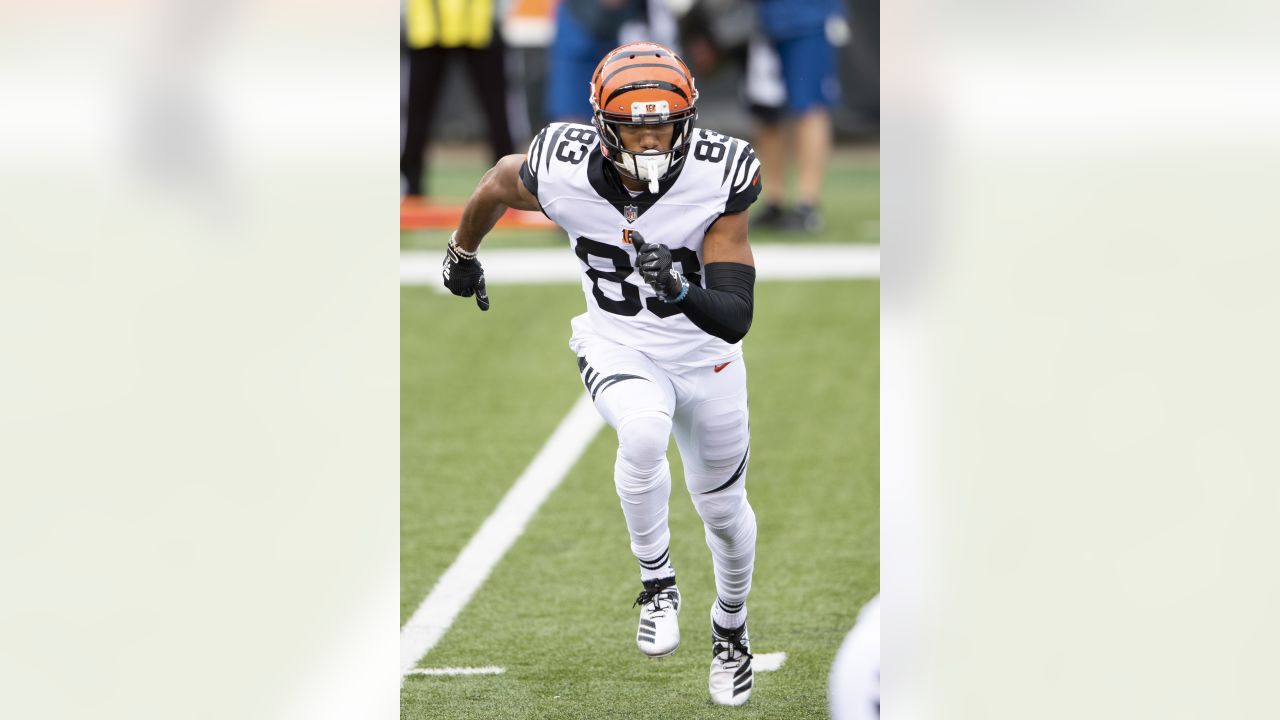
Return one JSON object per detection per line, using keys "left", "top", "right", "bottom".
{"left": 631, "top": 232, "right": 687, "bottom": 303}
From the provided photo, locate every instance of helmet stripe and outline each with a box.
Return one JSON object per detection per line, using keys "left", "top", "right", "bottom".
{"left": 601, "top": 48, "right": 674, "bottom": 69}
{"left": 600, "top": 62, "right": 689, "bottom": 88}
{"left": 605, "top": 80, "right": 689, "bottom": 106}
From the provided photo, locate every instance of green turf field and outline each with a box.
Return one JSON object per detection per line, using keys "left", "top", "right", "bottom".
{"left": 401, "top": 145, "right": 879, "bottom": 251}
{"left": 401, "top": 279, "right": 879, "bottom": 719}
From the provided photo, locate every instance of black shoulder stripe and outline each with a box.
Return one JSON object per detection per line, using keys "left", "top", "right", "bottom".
{"left": 730, "top": 148, "right": 752, "bottom": 186}
{"left": 519, "top": 160, "right": 538, "bottom": 198}
{"left": 528, "top": 127, "right": 549, "bottom": 176}
{"left": 721, "top": 140, "right": 740, "bottom": 185}
{"left": 732, "top": 153, "right": 760, "bottom": 192}
{"left": 545, "top": 124, "right": 568, "bottom": 172}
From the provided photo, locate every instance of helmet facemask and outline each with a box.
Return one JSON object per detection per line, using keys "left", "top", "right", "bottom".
{"left": 592, "top": 92, "right": 698, "bottom": 193}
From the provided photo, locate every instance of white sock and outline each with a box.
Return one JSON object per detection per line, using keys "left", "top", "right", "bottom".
{"left": 638, "top": 546, "right": 675, "bottom": 583}
{"left": 712, "top": 596, "right": 746, "bottom": 630}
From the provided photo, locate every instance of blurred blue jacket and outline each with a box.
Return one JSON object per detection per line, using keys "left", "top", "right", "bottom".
{"left": 757, "top": 0, "right": 843, "bottom": 40}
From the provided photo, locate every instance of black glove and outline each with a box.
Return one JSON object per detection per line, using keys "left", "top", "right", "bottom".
{"left": 630, "top": 231, "right": 688, "bottom": 303}
{"left": 442, "top": 236, "right": 490, "bottom": 311}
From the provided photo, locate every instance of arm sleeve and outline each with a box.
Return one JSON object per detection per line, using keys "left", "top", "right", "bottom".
{"left": 678, "top": 262, "right": 756, "bottom": 344}
{"left": 724, "top": 145, "right": 762, "bottom": 214}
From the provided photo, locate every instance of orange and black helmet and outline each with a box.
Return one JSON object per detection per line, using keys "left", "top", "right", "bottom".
{"left": 588, "top": 42, "right": 700, "bottom": 182}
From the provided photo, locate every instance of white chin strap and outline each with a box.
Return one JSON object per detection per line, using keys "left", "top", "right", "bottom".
{"left": 633, "top": 150, "right": 670, "bottom": 193}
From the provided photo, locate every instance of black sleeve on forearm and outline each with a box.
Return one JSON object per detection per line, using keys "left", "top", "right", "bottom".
{"left": 678, "top": 262, "right": 756, "bottom": 344}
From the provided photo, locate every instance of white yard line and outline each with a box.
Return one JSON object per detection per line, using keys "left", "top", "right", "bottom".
{"left": 406, "top": 655, "right": 786, "bottom": 679}
{"left": 401, "top": 244, "right": 879, "bottom": 287}
{"left": 753, "top": 652, "right": 788, "bottom": 672}
{"left": 405, "top": 667, "right": 506, "bottom": 677}
{"left": 400, "top": 394, "right": 605, "bottom": 677}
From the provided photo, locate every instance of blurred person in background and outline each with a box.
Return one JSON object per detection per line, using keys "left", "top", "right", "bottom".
{"left": 546, "top": 0, "right": 680, "bottom": 122}
{"left": 401, "top": 0, "right": 516, "bottom": 198}
{"left": 745, "top": 0, "right": 846, "bottom": 233}
{"left": 673, "top": 0, "right": 754, "bottom": 78}
{"left": 829, "top": 594, "right": 880, "bottom": 719}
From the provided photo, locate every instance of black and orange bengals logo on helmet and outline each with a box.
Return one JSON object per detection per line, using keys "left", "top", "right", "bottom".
{"left": 588, "top": 42, "right": 700, "bottom": 184}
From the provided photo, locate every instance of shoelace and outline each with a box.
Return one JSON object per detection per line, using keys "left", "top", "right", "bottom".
{"left": 633, "top": 588, "right": 676, "bottom": 615}
{"left": 713, "top": 631, "right": 753, "bottom": 664}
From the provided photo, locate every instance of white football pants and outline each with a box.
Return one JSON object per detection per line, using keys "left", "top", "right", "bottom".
{"left": 572, "top": 336, "right": 756, "bottom": 607}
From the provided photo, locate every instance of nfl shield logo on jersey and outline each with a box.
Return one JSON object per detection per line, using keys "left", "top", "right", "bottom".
{"left": 624, "top": 203, "right": 638, "bottom": 223}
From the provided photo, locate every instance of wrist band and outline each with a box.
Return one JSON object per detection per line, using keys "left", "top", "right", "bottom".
{"left": 449, "top": 232, "right": 477, "bottom": 260}
{"left": 668, "top": 272, "right": 690, "bottom": 303}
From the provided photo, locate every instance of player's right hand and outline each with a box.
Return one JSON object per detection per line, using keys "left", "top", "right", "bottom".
{"left": 631, "top": 232, "right": 686, "bottom": 302}
{"left": 442, "top": 236, "right": 490, "bottom": 311}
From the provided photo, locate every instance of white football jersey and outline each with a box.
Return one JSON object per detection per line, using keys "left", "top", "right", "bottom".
{"left": 520, "top": 122, "right": 762, "bottom": 367}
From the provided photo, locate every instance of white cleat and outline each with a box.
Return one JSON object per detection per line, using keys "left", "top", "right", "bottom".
{"left": 709, "top": 615, "right": 753, "bottom": 706}
{"left": 633, "top": 578, "right": 680, "bottom": 657}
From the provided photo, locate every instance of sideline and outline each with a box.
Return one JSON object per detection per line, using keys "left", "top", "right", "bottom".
{"left": 401, "top": 244, "right": 880, "bottom": 286}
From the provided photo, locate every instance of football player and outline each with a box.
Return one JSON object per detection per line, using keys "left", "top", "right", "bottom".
{"left": 442, "top": 41, "right": 762, "bottom": 707}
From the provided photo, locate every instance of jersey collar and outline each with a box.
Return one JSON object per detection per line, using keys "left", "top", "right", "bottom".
{"left": 587, "top": 150, "right": 685, "bottom": 223}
